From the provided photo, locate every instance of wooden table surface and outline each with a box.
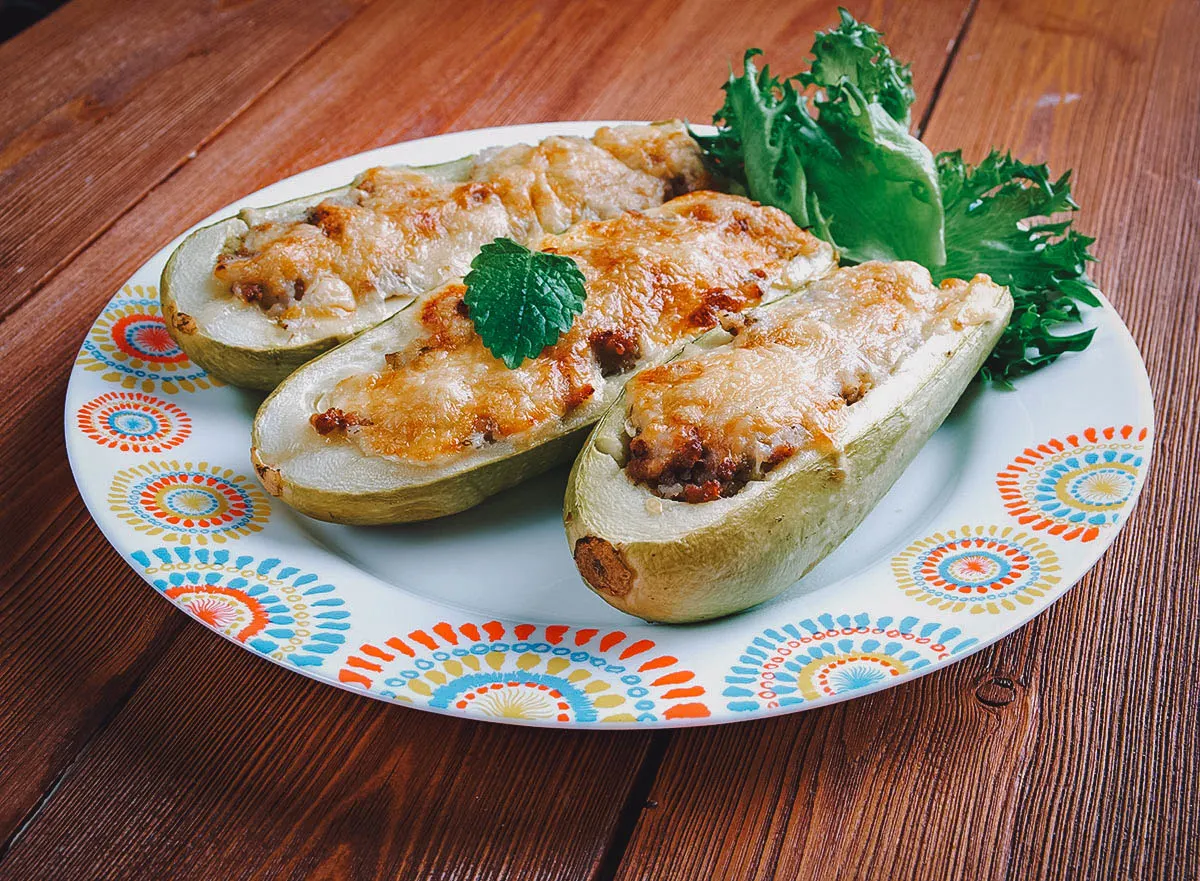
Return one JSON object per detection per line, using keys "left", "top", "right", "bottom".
{"left": 1, "top": 0, "right": 1196, "bottom": 878}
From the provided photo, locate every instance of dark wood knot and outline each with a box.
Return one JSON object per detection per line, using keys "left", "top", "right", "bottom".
{"left": 975, "top": 677, "right": 1018, "bottom": 708}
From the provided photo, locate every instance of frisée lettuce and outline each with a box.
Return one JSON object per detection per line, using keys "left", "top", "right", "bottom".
{"left": 936, "top": 151, "right": 1100, "bottom": 384}
{"left": 695, "top": 11, "right": 944, "bottom": 267}
{"left": 696, "top": 8, "right": 1100, "bottom": 383}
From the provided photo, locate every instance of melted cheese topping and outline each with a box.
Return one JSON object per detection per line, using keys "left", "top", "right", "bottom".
{"left": 623, "top": 262, "right": 1000, "bottom": 502}
{"left": 320, "top": 192, "right": 830, "bottom": 463}
{"left": 213, "top": 122, "right": 709, "bottom": 322}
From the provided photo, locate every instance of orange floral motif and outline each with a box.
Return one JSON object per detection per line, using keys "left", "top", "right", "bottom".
{"left": 76, "top": 391, "right": 191, "bottom": 453}
{"left": 339, "top": 622, "right": 709, "bottom": 724}
{"left": 996, "top": 425, "right": 1148, "bottom": 542}
{"left": 109, "top": 461, "right": 269, "bottom": 544}
{"left": 892, "top": 525, "right": 1061, "bottom": 615}
{"left": 164, "top": 585, "right": 270, "bottom": 639}
{"left": 76, "top": 286, "right": 218, "bottom": 393}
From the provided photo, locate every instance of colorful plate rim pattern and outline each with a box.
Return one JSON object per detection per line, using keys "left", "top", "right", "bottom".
{"left": 64, "top": 122, "right": 1155, "bottom": 729}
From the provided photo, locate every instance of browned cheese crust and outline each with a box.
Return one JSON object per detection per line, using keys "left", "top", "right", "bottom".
{"left": 212, "top": 123, "right": 711, "bottom": 322}
{"left": 623, "top": 262, "right": 988, "bottom": 502}
{"left": 315, "top": 192, "right": 827, "bottom": 464}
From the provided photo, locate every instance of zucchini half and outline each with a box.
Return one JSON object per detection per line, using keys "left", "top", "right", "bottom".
{"left": 160, "top": 158, "right": 473, "bottom": 391}
{"left": 564, "top": 276, "right": 1014, "bottom": 623}
{"left": 250, "top": 248, "right": 837, "bottom": 526}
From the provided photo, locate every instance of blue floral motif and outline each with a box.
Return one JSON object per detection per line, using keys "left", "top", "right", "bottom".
{"left": 724, "top": 612, "right": 978, "bottom": 713}
{"left": 133, "top": 547, "right": 350, "bottom": 668}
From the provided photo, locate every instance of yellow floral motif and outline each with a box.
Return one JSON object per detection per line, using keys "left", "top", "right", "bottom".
{"left": 892, "top": 524, "right": 1061, "bottom": 615}
{"left": 76, "top": 285, "right": 219, "bottom": 394}
{"left": 402, "top": 651, "right": 636, "bottom": 723}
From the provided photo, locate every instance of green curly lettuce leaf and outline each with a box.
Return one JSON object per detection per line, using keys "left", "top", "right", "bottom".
{"left": 694, "top": 11, "right": 943, "bottom": 266}
{"left": 692, "top": 50, "right": 830, "bottom": 230}
{"left": 798, "top": 6, "right": 916, "bottom": 126}
{"left": 695, "top": 9, "right": 1101, "bottom": 383}
{"left": 803, "top": 78, "right": 944, "bottom": 265}
{"left": 935, "top": 151, "right": 1100, "bottom": 385}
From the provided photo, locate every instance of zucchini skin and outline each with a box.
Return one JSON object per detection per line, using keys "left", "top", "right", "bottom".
{"left": 564, "top": 284, "right": 1014, "bottom": 623}
{"left": 251, "top": 419, "right": 591, "bottom": 525}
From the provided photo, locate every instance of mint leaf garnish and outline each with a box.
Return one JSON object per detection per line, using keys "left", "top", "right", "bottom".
{"left": 463, "top": 238, "right": 588, "bottom": 368}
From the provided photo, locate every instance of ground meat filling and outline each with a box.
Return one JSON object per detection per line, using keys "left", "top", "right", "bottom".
{"left": 625, "top": 427, "right": 796, "bottom": 503}
{"left": 589, "top": 328, "right": 641, "bottom": 376}
{"left": 213, "top": 122, "right": 711, "bottom": 324}
{"left": 314, "top": 192, "right": 831, "bottom": 465}
{"left": 310, "top": 407, "right": 366, "bottom": 436}
{"left": 622, "top": 262, "right": 989, "bottom": 502}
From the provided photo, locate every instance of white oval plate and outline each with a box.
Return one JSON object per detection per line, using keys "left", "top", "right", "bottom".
{"left": 66, "top": 122, "right": 1154, "bottom": 728}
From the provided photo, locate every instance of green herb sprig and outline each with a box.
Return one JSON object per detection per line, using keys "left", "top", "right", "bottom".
{"left": 463, "top": 238, "right": 587, "bottom": 368}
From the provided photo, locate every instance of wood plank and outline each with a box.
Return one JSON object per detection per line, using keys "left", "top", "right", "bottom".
{"left": 0, "top": 0, "right": 365, "bottom": 319}
{"left": 611, "top": 0, "right": 1200, "bottom": 878}
{"left": 618, "top": 641, "right": 1045, "bottom": 879}
{"left": 0, "top": 624, "right": 653, "bottom": 880}
{"left": 924, "top": 0, "right": 1199, "bottom": 875}
{"left": 0, "top": 0, "right": 968, "bottom": 874}
{"left": 0, "top": 503, "right": 185, "bottom": 845}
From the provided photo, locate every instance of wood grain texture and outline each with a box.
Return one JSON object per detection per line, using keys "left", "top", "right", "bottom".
{"left": 616, "top": 646, "right": 1046, "bottom": 879}
{"left": 611, "top": 0, "right": 1199, "bottom": 879}
{"left": 0, "top": 0, "right": 1192, "bottom": 878}
{"left": 927, "top": 0, "right": 1199, "bottom": 876}
{"left": 0, "top": 0, "right": 364, "bottom": 318}
{"left": 0, "top": 6, "right": 969, "bottom": 873}
{"left": 0, "top": 503, "right": 185, "bottom": 845}
{"left": 0, "top": 624, "right": 653, "bottom": 881}
{"left": 0, "top": 0, "right": 974, "bottom": 569}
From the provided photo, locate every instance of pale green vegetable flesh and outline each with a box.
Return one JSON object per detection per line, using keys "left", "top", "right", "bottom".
{"left": 564, "top": 281, "right": 1013, "bottom": 623}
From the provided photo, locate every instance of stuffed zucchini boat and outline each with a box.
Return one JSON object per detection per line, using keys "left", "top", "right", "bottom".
{"left": 161, "top": 121, "right": 711, "bottom": 389}
{"left": 251, "top": 192, "right": 836, "bottom": 523}
{"left": 564, "top": 261, "right": 1014, "bottom": 623}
